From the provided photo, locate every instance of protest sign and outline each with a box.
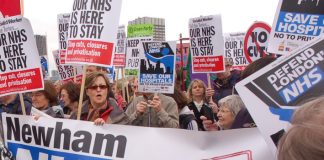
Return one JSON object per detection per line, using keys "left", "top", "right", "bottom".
{"left": 243, "top": 22, "right": 274, "bottom": 63}
{"left": 224, "top": 32, "right": 248, "bottom": 70}
{"left": 0, "top": 0, "right": 21, "bottom": 18}
{"left": 268, "top": 0, "right": 324, "bottom": 54}
{"left": 125, "top": 37, "right": 152, "bottom": 76}
{"left": 53, "top": 50, "right": 82, "bottom": 83}
{"left": 127, "top": 24, "right": 154, "bottom": 38}
{"left": 189, "top": 15, "right": 224, "bottom": 73}
{"left": 138, "top": 41, "right": 176, "bottom": 94}
{"left": 65, "top": 0, "right": 122, "bottom": 66}
{"left": 57, "top": 13, "right": 70, "bottom": 65}
{"left": 40, "top": 55, "right": 49, "bottom": 78}
{"left": 106, "top": 66, "right": 114, "bottom": 83}
{"left": 236, "top": 36, "right": 324, "bottom": 155}
{"left": 0, "top": 16, "right": 43, "bottom": 96}
{"left": 2, "top": 114, "right": 273, "bottom": 160}
{"left": 113, "top": 25, "right": 126, "bottom": 67}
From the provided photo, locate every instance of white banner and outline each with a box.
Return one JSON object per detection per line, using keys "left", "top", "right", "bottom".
{"left": 66, "top": 0, "right": 122, "bottom": 66}
{"left": 57, "top": 13, "right": 70, "bottom": 65}
{"left": 113, "top": 25, "right": 127, "bottom": 67}
{"left": 125, "top": 37, "right": 152, "bottom": 75}
{"left": 53, "top": 50, "right": 82, "bottom": 83}
{"left": 189, "top": 15, "right": 224, "bottom": 73}
{"left": 224, "top": 32, "right": 248, "bottom": 70}
{"left": 2, "top": 114, "right": 273, "bottom": 160}
{"left": 0, "top": 16, "right": 43, "bottom": 96}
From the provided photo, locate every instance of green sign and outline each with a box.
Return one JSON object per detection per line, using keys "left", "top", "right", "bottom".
{"left": 127, "top": 24, "right": 154, "bottom": 38}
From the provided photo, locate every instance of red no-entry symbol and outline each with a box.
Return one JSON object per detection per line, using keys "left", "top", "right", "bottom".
{"left": 243, "top": 22, "right": 271, "bottom": 63}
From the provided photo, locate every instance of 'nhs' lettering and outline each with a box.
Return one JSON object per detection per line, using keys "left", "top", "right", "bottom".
{"left": 279, "top": 67, "right": 323, "bottom": 104}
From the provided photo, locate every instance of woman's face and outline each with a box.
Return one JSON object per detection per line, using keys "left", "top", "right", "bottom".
{"left": 31, "top": 91, "right": 49, "bottom": 110}
{"left": 191, "top": 82, "right": 204, "bottom": 98}
{"left": 60, "top": 89, "right": 71, "bottom": 108}
{"left": 86, "top": 76, "right": 108, "bottom": 107}
{"left": 132, "top": 78, "right": 141, "bottom": 96}
{"left": 217, "top": 106, "right": 235, "bottom": 129}
{"left": 111, "top": 84, "right": 118, "bottom": 95}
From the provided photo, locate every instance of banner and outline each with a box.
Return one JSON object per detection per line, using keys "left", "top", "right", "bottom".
{"left": 113, "top": 25, "right": 127, "bottom": 67}
{"left": 236, "top": 36, "right": 324, "bottom": 155}
{"left": 138, "top": 41, "right": 176, "bottom": 94}
{"left": 65, "top": 0, "right": 122, "bottom": 66}
{"left": 0, "top": 16, "right": 43, "bottom": 96}
{"left": 189, "top": 15, "right": 224, "bottom": 73}
{"left": 2, "top": 114, "right": 273, "bottom": 160}
{"left": 224, "top": 32, "right": 248, "bottom": 70}
{"left": 125, "top": 37, "right": 152, "bottom": 76}
{"left": 0, "top": 0, "right": 21, "bottom": 18}
{"left": 268, "top": 0, "right": 324, "bottom": 54}
{"left": 53, "top": 50, "right": 82, "bottom": 83}
{"left": 127, "top": 24, "right": 154, "bottom": 38}
{"left": 57, "top": 13, "right": 70, "bottom": 65}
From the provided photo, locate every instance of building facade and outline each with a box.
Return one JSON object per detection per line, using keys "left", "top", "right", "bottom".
{"left": 128, "top": 17, "right": 165, "bottom": 41}
{"left": 34, "top": 35, "right": 47, "bottom": 56}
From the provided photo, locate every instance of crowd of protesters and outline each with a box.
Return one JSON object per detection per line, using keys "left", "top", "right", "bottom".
{"left": 0, "top": 58, "right": 270, "bottom": 130}
{"left": 0, "top": 57, "right": 323, "bottom": 159}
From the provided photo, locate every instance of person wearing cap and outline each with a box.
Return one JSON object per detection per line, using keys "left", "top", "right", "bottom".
{"left": 206, "top": 58, "right": 241, "bottom": 104}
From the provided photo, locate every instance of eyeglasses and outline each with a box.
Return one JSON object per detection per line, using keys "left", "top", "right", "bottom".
{"left": 219, "top": 108, "right": 232, "bottom": 114}
{"left": 87, "top": 85, "right": 108, "bottom": 90}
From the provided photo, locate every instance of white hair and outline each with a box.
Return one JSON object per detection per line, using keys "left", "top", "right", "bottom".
{"left": 218, "top": 95, "right": 245, "bottom": 116}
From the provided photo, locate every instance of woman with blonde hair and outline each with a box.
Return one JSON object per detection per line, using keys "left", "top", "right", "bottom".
{"left": 187, "top": 79, "right": 217, "bottom": 131}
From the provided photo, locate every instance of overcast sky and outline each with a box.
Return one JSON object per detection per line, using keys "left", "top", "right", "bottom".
{"left": 24, "top": 0, "right": 279, "bottom": 73}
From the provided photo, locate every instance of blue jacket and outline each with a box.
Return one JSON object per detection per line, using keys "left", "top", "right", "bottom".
{"left": 0, "top": 94, "right": 32, "bottom": 116}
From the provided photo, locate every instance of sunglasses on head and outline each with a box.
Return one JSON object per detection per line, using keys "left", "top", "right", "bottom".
{"left": 87, "top": 85, "right": 108, "bottom": 90}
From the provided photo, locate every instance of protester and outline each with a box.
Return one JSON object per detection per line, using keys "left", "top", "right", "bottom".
{"left": 31, "top": 80, "right": 64, "bottom": 118}
{"left": 125, "top": 90, "right": 179, "bottom": 128}
{"left": 86, "top": 65, "right": 115, "bottom": 100}
{"left": 60, "top": 81, "right": 81, "bottom": 117}
{"left": 277, "top": 96, "right": 324, "bottom": 160}
{"left": 202, "top": 57, "right": 276, "bottom": 131}
{"left": 111, "top": 81, "right": 127, "bottom": 110}
{"left": 53, "top": 80, "right": 62, "bottom": 93}
{"left": 187, "top": 79, "right": 217, "bottom": 131}
{"left": 53, "top": 80, "right": 65, "bottom": 108}
{"left": 167, "top": 87, "right": 198, "bottom": 130}
{"left": 86, "top": 65, "right": 105, "bottom": 73}
{"left": 202, "top": 95, "right": 247, "bottom": 130}
{"left": 70, "top": 72, "right": 129, "bottom": 125}
{"left": 166, "top": 69, "right": 198, "bottom": 130}
{"left": 130, "top": 77, "right": 141, "bottom": 97}
{"left": 0, "top": 94, "right": 32, "bottom": 116}
{"left": 206, "top": 58, "right": 241, "bottom": 104}
{"left": 240, "top": 56, "right": 276, "bottom": 79}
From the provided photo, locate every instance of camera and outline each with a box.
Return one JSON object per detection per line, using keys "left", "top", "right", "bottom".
{"left": 200, "top": 105, "right": 215, "bottom": 123}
